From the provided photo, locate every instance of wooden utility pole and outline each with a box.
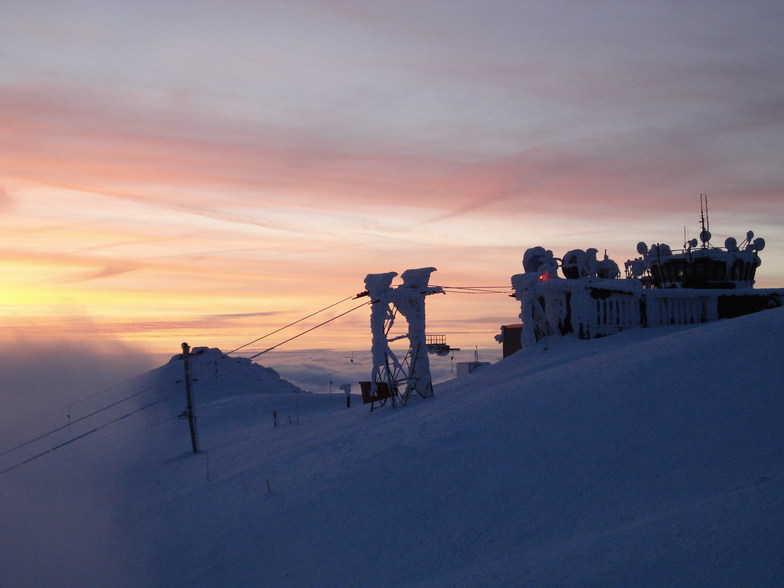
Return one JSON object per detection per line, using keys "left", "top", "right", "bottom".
{"left": 181, "top": 342, "right": 200, "bottom": 453}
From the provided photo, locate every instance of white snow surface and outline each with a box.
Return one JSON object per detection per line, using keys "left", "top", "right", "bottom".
{"left": 169, "top": 346, "right": 306, "bottom": 399}
{"left": 2, "top": 309, "right": 784, "bottom": 587}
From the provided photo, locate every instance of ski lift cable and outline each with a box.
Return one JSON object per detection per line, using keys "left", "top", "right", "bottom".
{"left": 2, "top": 293, "right": 362, "bottom": 463}
{"left": 0, "top": 381, "right": 168, "bottom": 459}
{"left": 65, "top": 366, "right": 162, "bottom": 408}
{"left": 13, "top": 365, "right": 166, "bottom": 436}
{"left": 437, "top": 285, "right": 512, "bottom": 294}
{"left": 0, "top": 390, "right": 179, "bottom": 476}
{"left": 226, "top": 294, "right": 359, "bottom": 355}
{"left": 248, "top": 299, "right": 371, "bottom": 359}
{"left": 436, "top": 284, "right": 510, "bottom": 290}
{"left": 437, "top": 285, "right": 510, "bottom": 289}
{"left": 77, "top": 413, "right": 180, "bottom": 462}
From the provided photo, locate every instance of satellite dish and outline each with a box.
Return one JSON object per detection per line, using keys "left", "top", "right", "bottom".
{"left": 753, "top": 237, "right": 766, "bottom": 252}
{"left": 724, "top": 237, "right": 737, "bottom": 251}
{"left": 699, "top": 230, "right": 711, "bottom": 244}
{"left": 636, "top": 242, "right": 648, "bottom": 256}
{"left": 689, "top": 238, "right": 699, "bottom": 248}
{"left": 522, "top": 246, "right": 547, "bottom": 272}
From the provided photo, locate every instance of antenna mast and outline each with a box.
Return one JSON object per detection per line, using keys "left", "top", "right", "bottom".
{"left": 699, "top": 193, "right": 711, "bottom": 247}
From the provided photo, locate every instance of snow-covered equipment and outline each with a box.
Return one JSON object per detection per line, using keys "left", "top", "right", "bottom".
{"left": 360, "top": 268, "right": 444, "bottom": 409}
{"left": 625, "top": 196, "right": 765, "bottom": 289}
{"left": 511, "top": 196, "right": 783, "bottom": 347}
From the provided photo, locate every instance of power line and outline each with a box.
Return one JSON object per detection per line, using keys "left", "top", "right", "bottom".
{"left": 249, "top": 300, "right": 371, "bottom": 359}
{"left": 0, "top": 381, "right": 166, "bottom": 459}
{"left": 3, "top": 284, "right": 483, "bottom": 471}
{"left": 226, "top": 294, "right": 359, "bottom": 355}
{"left": 65, "top": 366, "right": 161, "bottom": 410}
{"left": 438, "top": 285, "right": 510, "bottom": 288}
{"left": 436, "top": 285, "right": 512, "bottom": 295}
{"left": 7, "top": 365, "right": 163, "bottom": 440}
{"left": 228, "top": 286, "right": 508, "bottom": 359}
{"left": 2, "top": 293, "right": 368, "bottom": 467}
{"left": 78, "top": 413, "right": 180, "bottom": 461}
{"left": 1, "top": 390, "right": 178, "bottom": 475}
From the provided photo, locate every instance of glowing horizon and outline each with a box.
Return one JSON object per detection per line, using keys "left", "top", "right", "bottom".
{"left": 2, "top": 1, "right": 783, "bottom": 357}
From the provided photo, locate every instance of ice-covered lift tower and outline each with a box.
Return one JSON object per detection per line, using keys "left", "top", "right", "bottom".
{"left": 395, "top": 267, "right": 444, "bottom": 399}
{"left": 363, "top": 267, "right": 443, "bottom": 406}
{"left": 364, "top": 271, "right": 400, "bottom": 401}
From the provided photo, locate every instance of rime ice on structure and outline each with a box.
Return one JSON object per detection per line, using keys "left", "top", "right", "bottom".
{"left": 393, "top": 267, "right": 443, "bottom": 399}
{"left": 511, "top": 216, "right": 778, "bottom": 349}
{"left": 515, "top": 246, "right": 643, "bottom": 345}
{"left": 364, "top": 271, "right": 401, "bottom": 399}
{"left": 363, "top": 267, "right": 444, "bottom": 404}
{"left": 514, "top": 247, "right": 574, "bottom": 346}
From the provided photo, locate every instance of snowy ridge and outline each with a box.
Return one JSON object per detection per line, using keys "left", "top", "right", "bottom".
{"left": 2, "top": 310, "right": 783, "bottom": 587}
{"left": 158, "top": 346, "right": 306, "bottom": 401}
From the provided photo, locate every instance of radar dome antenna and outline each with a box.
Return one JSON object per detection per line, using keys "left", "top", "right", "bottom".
{"left": 753, "top": 237, "right": 765, "bottom": 252}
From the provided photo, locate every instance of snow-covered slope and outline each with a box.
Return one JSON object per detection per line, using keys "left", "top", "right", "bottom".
{"left": 2, "top": 309, "right": 783, "bottom": 587}
{"left": 158, "top": 346, "right": 306, "bottom": 401}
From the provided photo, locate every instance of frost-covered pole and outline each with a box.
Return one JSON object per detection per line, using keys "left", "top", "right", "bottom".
{"left": 181, "top": 342, "right": 200, "bottom": 454}
{"left": 364, "top": 272, "right": 399, "bottom": 398}
{"left": 393, "top": 267, "right": 444, "bottom": 398}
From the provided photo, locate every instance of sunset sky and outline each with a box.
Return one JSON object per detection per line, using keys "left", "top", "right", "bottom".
{"left": 2, "top": 0, "right": 783, "bottom": 361}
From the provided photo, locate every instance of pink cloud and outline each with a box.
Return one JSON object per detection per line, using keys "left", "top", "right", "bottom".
{"left": 3, "top": 75, "right": 782, "bottom": 238}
